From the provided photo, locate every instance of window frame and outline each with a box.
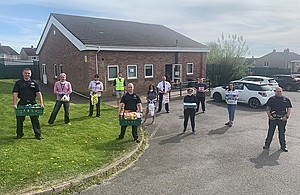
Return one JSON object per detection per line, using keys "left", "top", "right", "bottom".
{"left": 53, "top": 64, "right": 58, "bottom": 78}
{"left": 107, "top": 65, "right": 119, "bottom": 81}
{"left": 144, "top": 64, "right": 154, "bottom": 78}
{"left": 187, "top": 63, "right": 194, "bottom": 75}
{"left": 127, "top": 65, "right": 138, "bottom": 79}
{"left": 59, "top": 64, "right": 63, "bottom": 74}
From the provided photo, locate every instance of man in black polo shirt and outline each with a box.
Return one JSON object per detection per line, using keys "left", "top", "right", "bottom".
{"left": 263, "top": 87, "right": 292, "bottom": 152}
{"left": 117, "top": 83, "right": 143, "bottom": 143}
{"left": 12, "top": 68, "right": 44, "bottom": 140}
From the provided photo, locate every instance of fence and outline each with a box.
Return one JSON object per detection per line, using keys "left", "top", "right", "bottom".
{"left": 0, "top": 59, "right": 40, "bottom": 80}
{"left": 250, "top": 67, "right": 291, "bottom": 76}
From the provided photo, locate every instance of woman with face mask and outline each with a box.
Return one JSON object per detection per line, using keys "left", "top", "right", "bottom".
{"left": 183, "top": 88, "right": 197, "bottom": 134}
{"left": 143, "top": 84, "right": 157, "bottom": 124}
{"left": 48, "top": 73, "right": 73, "bottom": 125}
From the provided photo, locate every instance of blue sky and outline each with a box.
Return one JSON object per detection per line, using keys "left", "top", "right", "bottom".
{"left": 0, "top": 0, "right": 299, "bottom": 57}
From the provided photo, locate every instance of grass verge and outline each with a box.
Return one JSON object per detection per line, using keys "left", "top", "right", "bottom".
{"left": 0, "top": 79, "right": 138, "bottom": 195}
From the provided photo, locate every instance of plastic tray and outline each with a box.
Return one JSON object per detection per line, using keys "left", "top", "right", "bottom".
{"left": 119, "top": 118, "right": 142, "bottom": 126}
{"left": 15, "top": 105, "right": 44, "bottom": 116}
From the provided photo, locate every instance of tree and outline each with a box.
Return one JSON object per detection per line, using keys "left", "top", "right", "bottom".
{"left": 207, "top": 33, "right": 250, "bottom": 86}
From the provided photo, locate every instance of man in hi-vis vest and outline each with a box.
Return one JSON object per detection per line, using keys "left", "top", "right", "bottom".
{"left": 113, "top": 72, "right": 126, "bottom": 108}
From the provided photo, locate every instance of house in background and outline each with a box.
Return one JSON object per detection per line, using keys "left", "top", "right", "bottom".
{"left": 20, "top": 46, "right": 39, "bottom": 61}
{"left": 254, "top": 49, "right": 300, "bottom": 72}
{"left": 0, "top": 43, "right": 19, "bottom": 60}
{"left": 36, "top": 13, "right": 209, "bottom": 95}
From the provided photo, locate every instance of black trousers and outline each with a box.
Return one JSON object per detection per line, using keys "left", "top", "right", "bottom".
{"left": 89, "top": 96, "right": 100, "bottom": 116}
{"left": 118, "top": 125, "right": 138, "bottom": 140}
{"left": 16, "top": 115, "right": 41, "bottom": 138}
{"left": 196, "top": 96, "right": 205, "bottom": 112}
{"left": 48, "top": 101, "right": 70, "bottom": 124}
{"left": 183, "top": 108, "right": 196, "bottom": 132}
{"left": 158, "top": 93, "right": 169, "bottom": 112}
{"left": 265, "top": 119, "right": 287, "bottom": 148}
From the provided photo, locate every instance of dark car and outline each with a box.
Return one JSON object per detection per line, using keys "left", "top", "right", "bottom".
{"left": 271, "top": 74, "right": 300, "bottom": 91}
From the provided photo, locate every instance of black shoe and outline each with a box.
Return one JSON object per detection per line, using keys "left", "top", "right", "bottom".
{"left": 116, "top": 137, "right": 123, "bottom": 140}
{"left": 281, "top": 148, "right": 288, "bottom": 152}
{"left": 15, "top": 134, "right": 24, "bottom": 139}
{"left": 166, "top": 111, "right": 169, "bottom": 113}
{"left": 36, "top": 136, "right": 43, "bottom": 140}
{"left": 202, "top": 111, "right": 205, "bottom": 113}
{"left": 135, "top": 139, "right": 140, "bottom": 143}
{"left": 96, "top": 115, "right": 100, "bottom": 117}
{"left": 263, "top": 146, "right": 269, "bottom": 149}
{"left": 157, "top": 111, "right": 161, "bottom": 113}
{"left": 88, "top": 114, "right": 92, "bottom": 117}
{"left": 192, "top": 131, "right": 196, "bottom": 135}
{"left": 225, "top": 122, "right": 230, "bottom": 125}
{"left": 183, "top": 130, "right": 186, "bottom": 134}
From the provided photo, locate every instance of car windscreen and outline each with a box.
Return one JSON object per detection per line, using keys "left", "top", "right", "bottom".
{"left": 245, "top": 83, "right": 272, "bottom": 91}
{"left": 268, "top": 79, "right": 277, "bottom": 83}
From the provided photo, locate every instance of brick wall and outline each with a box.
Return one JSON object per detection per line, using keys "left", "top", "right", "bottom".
{"left": 39, "top": 25, "right": 207, "bottom": 96}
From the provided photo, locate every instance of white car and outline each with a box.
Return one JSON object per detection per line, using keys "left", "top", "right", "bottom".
{"left": 240, "top": 76, "right": 279, "bottom": 90}
{"left": 211, "top": 81, "right": 275, "bottom": 108}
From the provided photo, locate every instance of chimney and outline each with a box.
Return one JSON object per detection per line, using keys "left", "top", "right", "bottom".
{"left": 31, "top": 45, "right": 33, "bottom": 48}
{"left": 273, "top": 49, "right": 276, "bottom": 52}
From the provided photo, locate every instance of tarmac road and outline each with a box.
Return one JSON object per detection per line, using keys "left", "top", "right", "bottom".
{"left": 80, "top": 92, "right": 300, "bottom": 195}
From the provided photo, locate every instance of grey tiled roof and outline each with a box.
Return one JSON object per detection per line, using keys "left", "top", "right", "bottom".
{"left": 51, "top": 13, "right": 206, "bottom": 49}
{"left": 21, "top": 47, "right": 37, "bottom": 56}
{"left": 0, "top": 46, "right": 19, "bottom": 55}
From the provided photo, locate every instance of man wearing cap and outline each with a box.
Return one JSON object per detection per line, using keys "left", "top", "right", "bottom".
{"left": 183, "top": 88, "right": 197, "bottom": 134}
{"left": 195, "top": 78, "right": 208, "bottom": 113}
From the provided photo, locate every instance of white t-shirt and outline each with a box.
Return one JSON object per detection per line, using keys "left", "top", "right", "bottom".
{"left": 225, "top": 90, "right": 239, "bottom": 104}
{"left": 88, "top": 80, "right": 103, "bottom": 97}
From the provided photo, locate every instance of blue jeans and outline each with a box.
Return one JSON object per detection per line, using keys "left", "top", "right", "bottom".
{"left": 48, "top": 100, "right": 70, "bottom": 124}
{"left": 227, "top": 104, "right": 237, "bottom": 122}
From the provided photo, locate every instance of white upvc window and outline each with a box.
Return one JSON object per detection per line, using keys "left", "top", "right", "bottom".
{"left": 107, "top": 65, "right": 119, "bottom": 81}
{"left": 144, "top": 64, "right": 153, "bottom": 78}
{"left": 59, "top": 64, "right": 63, "bottom": 74}
{"left": 53, "top": 64, "right": 58, "bottom": 78}
{"left": 187, "top": 63, "right": 194, "bottom": 75}
{"left": 127, "top": 65, "right": 137, "bottom": 79}
{"left": 264, "top": 62, "right": 270, "bottom": 67}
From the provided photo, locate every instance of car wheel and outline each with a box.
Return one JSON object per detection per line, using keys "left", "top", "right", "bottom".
{"left": 213, "top": 93, "right": 222, "bottom": 102}
{"left": 285, "top": 84, "right": 293, "bottom": 91}
{"left": 248, "top": 98, "right": 260, "bottom": 109}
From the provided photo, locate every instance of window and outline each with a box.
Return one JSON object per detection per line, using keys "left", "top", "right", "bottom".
{"left": 42, "top": 64, "right": 46, "bottom": 75}
{"left": 59, "top": 64, "right": 63, "bottom": 74}
{"left": 127, "top": 65, "right": 137, "bottom": 79}
{"left": 187, "top": 63, "right": 194, "bottom": 75}
{"left": 53, "top": 64, "right": 58, "bottom": 79}
{"left": 264, "top": 62, "right": 270, "bottom": 67}
{"left": 107, "top": 65, "right": 119, "bottom": 81}
{"left": 144, "top": 64, "right": 153, "bottom": 78}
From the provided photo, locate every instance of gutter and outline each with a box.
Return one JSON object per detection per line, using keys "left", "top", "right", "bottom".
{"left": 95, "top": 46, "right": 101, "bottom": 74}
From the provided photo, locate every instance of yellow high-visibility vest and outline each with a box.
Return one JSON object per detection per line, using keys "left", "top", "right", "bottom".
{"left": 115, "top": 78, "right": 125, "bottom": 91}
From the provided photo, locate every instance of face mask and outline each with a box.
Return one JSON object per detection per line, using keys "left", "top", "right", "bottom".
{"left": 187, "top": 93, "right": 193, "bottom": 96}
{"left": 149, "top": 90, "right": 153, "bottom": 92}
{"left": 61, "top": 81, "right": 66, "bottom": 84}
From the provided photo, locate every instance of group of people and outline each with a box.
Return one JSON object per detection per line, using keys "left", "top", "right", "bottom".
{"left": 12, "top": 69, "right": 293, "bottom": 152}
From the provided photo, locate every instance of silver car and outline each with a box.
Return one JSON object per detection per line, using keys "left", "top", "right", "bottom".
{"left": 240, "top": 76, "right": 279, "bottom": 90}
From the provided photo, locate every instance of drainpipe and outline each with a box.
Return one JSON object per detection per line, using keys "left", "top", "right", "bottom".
{"left": 95, "top": 46, "right": 101, "bottom": 74}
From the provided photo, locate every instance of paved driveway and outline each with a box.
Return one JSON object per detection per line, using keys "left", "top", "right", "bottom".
{"left": 81, "top": 93, "right": 300, "bottom": 195}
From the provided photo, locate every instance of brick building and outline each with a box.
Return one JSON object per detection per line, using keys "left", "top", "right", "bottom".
{"left": 36, "top": 13, "right": 209, "bottom": 95}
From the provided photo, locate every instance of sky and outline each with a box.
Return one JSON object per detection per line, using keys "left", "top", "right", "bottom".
{"left": 0, "top": 0, "right": 299, "bottom": 57}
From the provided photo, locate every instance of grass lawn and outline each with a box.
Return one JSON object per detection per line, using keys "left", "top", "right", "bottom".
{"left": 0, "top": 79, "right": 138, "bottom": 195}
